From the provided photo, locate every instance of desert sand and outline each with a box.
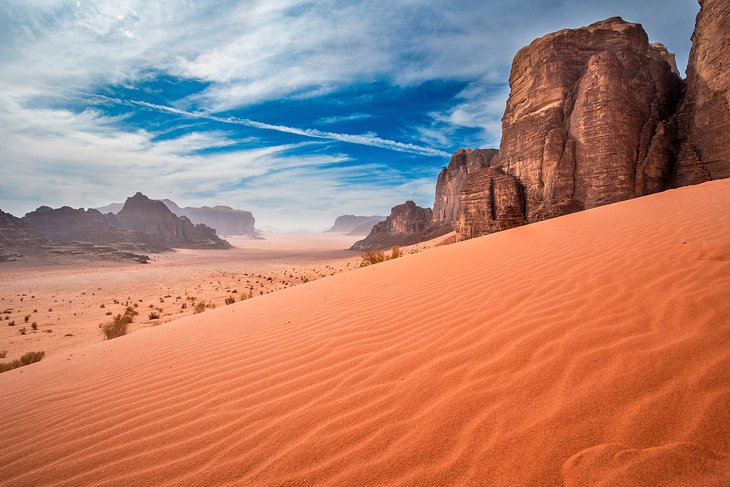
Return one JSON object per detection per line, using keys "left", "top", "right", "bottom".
{"left": 1, "top": 180, "right": 729, "bottom": 486}
{"left": 0, "top": 232, "right": 368, "bottom": 360}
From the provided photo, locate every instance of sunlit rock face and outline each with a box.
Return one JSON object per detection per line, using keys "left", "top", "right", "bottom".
{"left": 432, "top": 148, "right": 499, "bottom": 228}
{"left": 455, "top": 167, "right": 525, "bottom": 241}
{"left": 673, "top": 0, "right": 730, "bottom": 186}
{"left": 495, "top": 17, "right": 683, "bottom": 222}
{"left": 351, "top": 201, "right": 434, "bottom": 251}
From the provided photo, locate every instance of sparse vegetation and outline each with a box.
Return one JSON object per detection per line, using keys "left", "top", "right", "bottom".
{"left": 24, "top": 314, "right": 30, "bottom": 322}
{"left": 101, "top": 309, "right": 135, "bottom": 340}
{"left": 193, "top": 301, "right": 207, "bottom": 314}
{"left": 31, "top": 323, "right": 38, "bottom": 331}
{"left": 8, "top": 320, "right": 15, "bottom": 326}
{"left": 0, "top": 350, "right": 6, "bottom": 358}
{"left": 0, "top": 351, "right": 46, "bottom": 373}
{"left": 148, "top": 311, "right": 160, "bottom": 320}
{"left": 19, "top": 327, "right": 27, "bottom": 335}
{"left": 360, "top": 250, "right": 386, "bottom": 266}
{"left": 391, "top": 245, "right": 402, "bottom": 259}
{"left": 224, "top": 296, "right": 236, "bottom": 305}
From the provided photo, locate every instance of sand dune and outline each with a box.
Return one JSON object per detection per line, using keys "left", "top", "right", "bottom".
{"left": 1, "top": 180, "right": 729, "bottom": 486}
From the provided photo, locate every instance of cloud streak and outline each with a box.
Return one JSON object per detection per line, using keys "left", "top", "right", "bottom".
{"left": 88, "top": 94, "right": 450, "bottom": 157}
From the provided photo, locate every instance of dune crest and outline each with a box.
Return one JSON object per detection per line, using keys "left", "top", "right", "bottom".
{"left": 1, "top": 180, "right": 729, "bottom": 486}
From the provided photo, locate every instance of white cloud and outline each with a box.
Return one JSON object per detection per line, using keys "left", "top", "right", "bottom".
{"left": 0, "top": 92, "right": 437, "bottom": 228}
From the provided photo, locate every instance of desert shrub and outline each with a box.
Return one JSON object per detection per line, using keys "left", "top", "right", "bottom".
{"left": 8, "top": 320, "right": 15, "bottom": 326}
{"left": 105, "top": 311, "right": 112, "bottom": 315}
{"left": 193, "top": 301, "right": 206, "bottom": 314}
{"left": 148, "top": 311, "right": 160, "bottom": 320}
{"left": 20, "top": 351, "right": 45, "bottom": 365}
{"left": 126, "top": 306, "right": 139, "bottom": 316}
{"left": 19, "top": 327, "right": 27, "bottom": 335}
{"left": 24, "top": 315, "right": 30, "bottom": 322}
{"left": 0, "top": 350, "right": 6, "bottom": 358}
{"left": 0, "top": 351, "right": 45, "bottom": 373}
{"left": 31, "top": 323, "right": 37, "bottom": 331}
{"left": 224, "top": 296, "right": 236, "bottom": 305}
{"left": 101, "top": 312, "right": 133, "bottom": 340}
{"left": 100, "top": 304, "right": 105, "bottom": 308}
{"left": 181, "top": 302, "right": 187, "bottom": 309}
{"left": 360, "top": 250, "right": 386, "bottom": 267}
{"left": 390, "top": 245, "right": 402, "bottom": 259}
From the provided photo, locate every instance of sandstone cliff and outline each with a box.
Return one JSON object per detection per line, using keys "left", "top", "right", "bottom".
{"left": 496, "top": 17, "right": 683, "bottom": 222}
{"left": 455, "top": 167, "right": 525, "bottom": 241}
{"left": 673, "top": 0, "right": 730, "bottom": 185}
{"left": 351, "top": 201, "right": 434, "bottom": 251}
{"left": 432, "top": 148, "right": 499, "bottom": 228}
{"left": 117, "top": 193, "right": 230, "bottom": 249}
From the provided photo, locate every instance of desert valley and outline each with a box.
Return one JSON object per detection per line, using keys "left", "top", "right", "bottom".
{"left": 1, "top": 0, "right": 729, "bottom": 485}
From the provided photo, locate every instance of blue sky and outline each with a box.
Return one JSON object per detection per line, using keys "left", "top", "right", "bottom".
{"left": 0, "top": 0, "right": 699, "bottom": 229}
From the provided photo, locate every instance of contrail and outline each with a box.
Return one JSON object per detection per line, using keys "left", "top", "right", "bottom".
{"left": 87, "top": 94, "right": 450, "bottom": 158}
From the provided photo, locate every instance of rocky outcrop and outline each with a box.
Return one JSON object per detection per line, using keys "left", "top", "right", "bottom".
{"left": 495, "top": 17, "right": 683, "bottom": 222}
{"left": 1, "top": 209, "right": 149, "bottom": 263}
{"left": 117, "top": 193, "right": 230, "bottom": 249}
{"left": 326, "top": 215, "right": 385, "bottom": 234}
{"left": 351, "top": 201, "right": 434, "bottom": 250}
{"left": 161, "top": 200, "right": 256, "bottom": 236}
{"left": 673, "top": 0, "right": 730, "bottom": 185}
{"left": 432, "top": 148, "right": 499, "bottom": 228}
{"left": 23, "top": 206, "right": 132, "bottom": 245}
{"left": 455, "top": 168, "right": 525, "bottom": 241}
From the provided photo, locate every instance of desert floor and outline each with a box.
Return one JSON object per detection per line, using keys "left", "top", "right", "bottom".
{"left": 1, "top": 180, "right": 729, "bottom": 486}
{"left": 0, "top": 233, "right": 362, "bottom": 360}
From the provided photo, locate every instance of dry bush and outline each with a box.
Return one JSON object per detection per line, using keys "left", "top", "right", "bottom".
{"left": 224, "top": 296, "right": 236, "bottom": 305}
{"left": 148, "top": 311, "right": 160, "bottom": 320}
{"left": 0, "top": 350, "right": 45, "bottom": 373}
{"left": 101, "top": 311, "right": 134, "bottom": 340}
{"left": 390, "top": 245, "right": 402, "bottom": 259}
{"left": 360, "top": 250, "right": 386, "bottom": 267}
{"left": 193, "top": 301, "right": 207, "bottom": 314}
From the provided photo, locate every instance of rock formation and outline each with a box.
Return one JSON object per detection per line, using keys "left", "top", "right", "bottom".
{"left": 495, "top": 17, "right": 683, "bottom": 222}
{"left": 116, "top": 193, "right": 230, "bottom": 249}
{"left": 326, "top": 215, "right": 385, "bottom": 234}
{"left": 97, "top": 199, "right": 256, "bottom": 237}
{"left": 1, "top": 209, "right": 149, "bottom": 263}
{"left": 432, "top": 148, "right": 499, "bottom": 228}
{"left": 673, "top": 0, "right": 730, "bottom": 185}
{"left": 161, "top": 200, "right": 256, "bottom": 236}
{"left": 351, "top": 201, "right": 434, "bottom": 250}
{"left": 455, "top": 168, "right": 525, "bottom": 241}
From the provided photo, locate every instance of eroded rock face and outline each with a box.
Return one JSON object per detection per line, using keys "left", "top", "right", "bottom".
{"left": 455, "top": 167, "right": 525, "bottom": 241}
{"left": 351, "top": 201, "right": 433, "bottom": 250}
{"left": 117, "top": 193, "right": 230, "bottom": 249}
{"left": 432, "top": 148, "right": 499, "bottom": 227}
{"left": 496, "top": 17, "right": 683, "bottom": 222}
{"left": 673, "top": 0, "right": 730, "bottom": 185}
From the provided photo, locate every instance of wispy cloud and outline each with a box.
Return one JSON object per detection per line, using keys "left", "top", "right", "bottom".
{"left": 318, "top": 113, "right": 372, "bottom": 125}
{"left": 88, "top": 94, "right": 450, "bottom": 157}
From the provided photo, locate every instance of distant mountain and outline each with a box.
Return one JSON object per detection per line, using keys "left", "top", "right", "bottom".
{"left": 96, "top": 199, "right": 255, "bottom": 236}
{"left": 1, "top": 192, "right": 231, "bottom": 263}
{"left": 160, "top": 200, "right": 255, "bottom": 236}
{"left": 96, "top": 202, "right": 124, "bottom": 214}
{"left": 326, "top": 215, "right": 384, "bottom": 234}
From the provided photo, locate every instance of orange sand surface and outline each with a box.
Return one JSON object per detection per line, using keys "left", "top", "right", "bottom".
{"left": 1, "top": 180, "right": 729, "bottom": 486}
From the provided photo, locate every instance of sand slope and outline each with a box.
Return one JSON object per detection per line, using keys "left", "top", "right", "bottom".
{"left": 1, "top": 180, "right": 729, "bottom": 486}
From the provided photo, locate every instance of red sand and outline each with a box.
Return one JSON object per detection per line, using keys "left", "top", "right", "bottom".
{"left": 1, "top": 180, "right": 729, "bottom": 486}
